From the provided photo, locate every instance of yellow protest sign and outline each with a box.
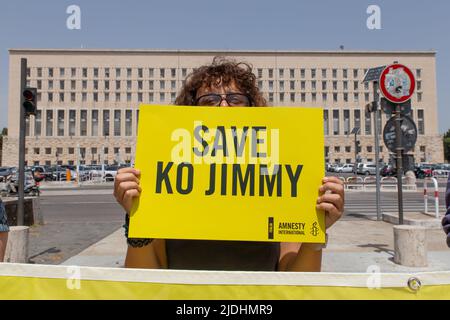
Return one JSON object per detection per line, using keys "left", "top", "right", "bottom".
{"left": 129, "top": 105, "right": 325, "bottom": 243}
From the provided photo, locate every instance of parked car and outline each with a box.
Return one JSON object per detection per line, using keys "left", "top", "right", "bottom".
{"left": 357, "top": 163, "right": 377, "bottom": 176}
{"left": 83, "top": 165, "right": 104, "bottom": 179}
{"left": 414, "top": 166, "right": 427, "bottom": 179}
{"left": 432, "top": 164, "right": 450, "bottom": 177}
{"left": 328, "top": 164, "right": 340, "bottom": 172}
{"left": 119, "top": 163, "right": 132, "bottom": 169}
{"left": 335, "top": 164, "right": 354, "bottom": 173}
{"left": 31, "top": 165, "right": 53, "bottom": 181}
{"left": 418, "top": 164, "right": 434, "bottom": 177}
{"left": 0, "top": 167, "right": 14, "bottom": 182}
{"left": 380, "top": 165, "right": 396, "bottom": 177}
{"left": 76, "top": 165, "right": 91, "bottom": 181}
{"left": 2, "top": 171, "right": 40, "bottom": 196}
{"left": 104, "top": 165, "right": 119, "bottom": 182}
{"left": 49, "top": 165, "right": 76, "bottom": 181}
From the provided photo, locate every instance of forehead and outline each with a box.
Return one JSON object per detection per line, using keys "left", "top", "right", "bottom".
{"left": 197, "top": 79, "right": 241, "bottom": 96}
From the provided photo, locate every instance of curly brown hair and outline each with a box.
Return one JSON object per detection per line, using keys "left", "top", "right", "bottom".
{"left": 175, "top": 56, "right": 267, "bottom": 107}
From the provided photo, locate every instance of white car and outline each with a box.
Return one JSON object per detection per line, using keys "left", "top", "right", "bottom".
{"left": 357, "top": 163, "right": 377, "bottom": 175}
{"left": 433, "top": 164, "right": 450, "bottom": 177}
{"left": 104, "top": 165, "right": 119, "bottom": 182}
{"left": 335, "top": 164, "right": 355, "bottom": 173}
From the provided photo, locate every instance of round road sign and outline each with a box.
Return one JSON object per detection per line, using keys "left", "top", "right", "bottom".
{"left": 379, "top": 64, "right": 416, "bottom": 104}
{"left": 383, "top": 115, "right": 418, "bottom": 153}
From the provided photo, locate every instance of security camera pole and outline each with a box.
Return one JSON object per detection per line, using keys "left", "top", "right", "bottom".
{"left": 373, "top": 81, "right": 382, "bottom": 221}
{"left": 363, "top": 66, "right": 385, "bottom": 221}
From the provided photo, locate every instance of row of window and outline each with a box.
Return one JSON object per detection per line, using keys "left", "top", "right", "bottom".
{"left": 29, "top": 146, "right": 132, "bottom": 156}
{"left": 29, "top": 80, "right": 184, "bottom": 91}
{"left": 267, "top": 91, "right": 423, "bottom": 103}
{"left": 37, "top": 92, "right": 178, "bottom": 103}
{"left": 29, "top": 79, "right": 425, "bottom": 94}
{"left": 28, "top": 67, "right": 188, "bottom": 79}
{"left": 25, "top": 107, "right": 426, "bottom": 139}
{"left": 323, "top": 109, "right": 425, "bottom": 136}
{"left": 28, "top": 67, "right": 423, "bottom": 81}
{"left": 325, "top": 145, "right": 385, "bottom": 154}
{"left": 34, "top": 91, "right": 424, "bottom": 105}
{"left": 257, "top": 68, "right": 423, "bottom": 80}
{"left": 28, "top": 160, "right": 130, "bottom": 166}
{"left": 325, "top": 145, "right": 427, "bottom": 154}
{"left": 260, "top": 80, "right": 423, "bottom": 91}
{"left": 26, "top": 109, "right": 138, "bottom": 138}
{"left": 327, "top": 157, "right": 431, "bottom": 164}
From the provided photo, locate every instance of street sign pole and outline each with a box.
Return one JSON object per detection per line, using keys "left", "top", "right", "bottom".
{"left": 373, "top": 82, "right": 382, "bottom": 221}
{"left": 354, "top": 131, "right": 358, "bottom": 176}
{"left": 379, "top": 63, "right": 416, "bottom": 225}
{"left": 17, "top": 58, "right": 27, "bottom": 226}
{"left": 395, "top": 105, "right": 404, "bottom": 224}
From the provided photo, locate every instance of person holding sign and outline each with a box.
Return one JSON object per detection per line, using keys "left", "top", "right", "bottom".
{"left": 114, "top": 57, "right": 345, "bottom": 271}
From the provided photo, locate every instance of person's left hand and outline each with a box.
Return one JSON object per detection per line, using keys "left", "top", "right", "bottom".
{"left": 316, "top": 176, "right": 345, "bottom": 229}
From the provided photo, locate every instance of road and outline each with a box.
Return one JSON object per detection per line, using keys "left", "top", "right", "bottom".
{"left": 344, "top": 191, "right": 447, "bottom": 219}
{"left": 28, "top": 185, "right": 447, "bottom": 265}
{"left": 28, "top": 192, "right": 124, "bottom": 265}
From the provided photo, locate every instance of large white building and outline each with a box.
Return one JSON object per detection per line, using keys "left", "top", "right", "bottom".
{"left": 1, "top": 49, "right": 443, "bottom": 166}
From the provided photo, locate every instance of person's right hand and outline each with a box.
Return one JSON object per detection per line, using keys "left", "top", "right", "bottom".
{"left": 114, "top": 168, "right": 142, "bottom": 214}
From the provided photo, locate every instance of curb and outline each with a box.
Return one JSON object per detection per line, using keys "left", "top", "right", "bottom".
{"left": 382, "top": 212, "right": 443, "bottom": 229}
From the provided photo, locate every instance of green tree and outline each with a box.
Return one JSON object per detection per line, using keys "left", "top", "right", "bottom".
{"left": 444, "top": 129, "right": 450, "bottom": 163}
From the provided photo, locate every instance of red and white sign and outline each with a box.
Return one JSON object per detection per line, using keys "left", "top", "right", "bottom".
{"left": 379, "top": 64, "right": 416, "bottom": 104}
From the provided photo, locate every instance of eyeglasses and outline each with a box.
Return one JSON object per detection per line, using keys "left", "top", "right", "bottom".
{"left": 195, "top": 93, "right": 252, "bottom": 107}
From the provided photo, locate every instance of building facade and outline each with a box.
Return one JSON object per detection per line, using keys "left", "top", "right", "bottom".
{"left": 2, "top": 49, "right": 443, "bottom": 167}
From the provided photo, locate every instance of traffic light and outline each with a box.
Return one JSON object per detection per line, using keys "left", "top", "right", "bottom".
{"left": 23, "top": 87, "right": 37, "bottom": 116}
{"left": 365, "top": 101, "right": 377, "bottom": 113}
{"left": 356, "top": 140, "right": 362, "bottom": 153}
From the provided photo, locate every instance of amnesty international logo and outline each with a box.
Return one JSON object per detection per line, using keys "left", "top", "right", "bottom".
{"left": 310, "top": 222, "right": 319, "bottom": 237}
{"left": 268, "top": 217, "right": 274, "bottom": 240}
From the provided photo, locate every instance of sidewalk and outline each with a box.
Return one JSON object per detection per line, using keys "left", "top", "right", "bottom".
{"left": 61, "top": 228, "right": 126, "bottom": 268}
{"left": 61, "top": 217, "right": 450, "bottom": 272}
{"left": 39, "top": 181, "right": 114, "bottom": 189}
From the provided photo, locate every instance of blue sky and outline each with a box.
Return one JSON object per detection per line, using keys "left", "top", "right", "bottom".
{"left": 0, "top": 0, "right": 449, "bottom": 133}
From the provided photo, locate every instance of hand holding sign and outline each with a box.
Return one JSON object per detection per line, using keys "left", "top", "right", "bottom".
{"left": 317, "top": 176, "right": 345, "bottom": 229}
{"left": 114, "top": 168, "right": 141, "bottom": 214}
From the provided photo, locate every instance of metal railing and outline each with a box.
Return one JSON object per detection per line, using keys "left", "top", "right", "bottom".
{"left": 432, "top": 171, "right": 450, "bottom": 179}
{"left": 342, "top": 176, "right": 417, "bottom": 192}
{"left": 423, "top": 177, "right": 440, "bottom": 218}
{"left": 77, "top": 171, "right": 108, "bottom": 185}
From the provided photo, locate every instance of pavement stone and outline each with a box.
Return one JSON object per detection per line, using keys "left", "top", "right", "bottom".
{"left": 61, "top": 219, "right": 450, "bottom": 272}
